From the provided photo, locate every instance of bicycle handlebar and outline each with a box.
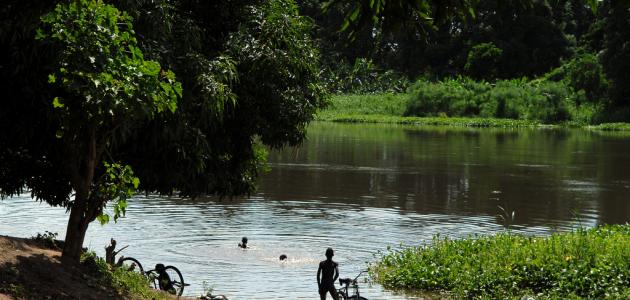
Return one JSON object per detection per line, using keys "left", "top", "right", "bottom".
{"left": 339, "top": 270, "right": 368, "bottom": 287}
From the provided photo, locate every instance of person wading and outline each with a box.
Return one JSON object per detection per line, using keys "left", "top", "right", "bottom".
{"left": 317, "top": 247, "right": 339, "bottom": 300}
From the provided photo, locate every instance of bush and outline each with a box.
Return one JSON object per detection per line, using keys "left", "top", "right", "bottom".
{"left": 323, "top": 58, "right": 410, "bottom": 94}
{"left": 405, "top": 78, "right": 572, "bottom": 123}
{"left": 372, "top": 225, "right": 630, "bottom": 299}
{"left": 544, "top": 53, "right": 609, "bottom": 105}
{"left": 464, "top": 42, "right": 503, "bottom": 80}
{"left": 404, "top": 78, "right": 492, "bottom": 117}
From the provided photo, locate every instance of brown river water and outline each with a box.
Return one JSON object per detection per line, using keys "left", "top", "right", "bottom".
{"left": 2, "top": 122, "right": 630, "bottom": 299}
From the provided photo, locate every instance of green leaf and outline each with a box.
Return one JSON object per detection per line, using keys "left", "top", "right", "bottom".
{"left": 586, "top": 0, "right": 598, "bottom": 13}
{"left": 131, "top": 177, "right": 139, "bottom": 188}
{"left": 48, "top": 74, "right": 56, "bottom": 84}
{"left": 141, "top": 61, "right": 161, "bottom": 76}
{"left": 35, "top": 28, "right": 45, "bottom": 40}
{"left": 97, "top": 214, "right": 110, "bottom": 225}
{"left": 52, "top": 97, "right": 64, "bottom": 108}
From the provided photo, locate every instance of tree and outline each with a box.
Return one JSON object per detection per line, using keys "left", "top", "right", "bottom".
{"left": 2, "top": 0, "right": 181, "bottom": 260}
{"left": 0, "top": 0, "right": 326, "bottom": 262}
{"left": 600, "top": 0, "right": 630, "bottom": 108}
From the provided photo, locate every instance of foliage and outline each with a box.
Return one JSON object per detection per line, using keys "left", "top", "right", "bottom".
{"left": 544, "top": 52, "right": 609, "bottom": 105}
{"left": 36, "top": 0, "right": 181, "bottom": 124}
{"left": 80, "top": 251, "right": 172, "bottom": 300}
{"left": 600, "top": 1, "right": 630, "bottom": 108}
{"left": 464, "top": 42, "right": 503, "bottom": 80}
{"left": 225, "top": 0, "right": 328, "bottom": 148}
{"left": 591, "top": 123, "right": 630, "bottom": 131}
{"left": 318, "top": 114, "right": 538, "bottom": 128}
{"left": 32, "top": 231, "right": 60, "bottom": 249}
{"left": 313, "top": 0, "right": 577, "bottom": 80}
{"left": 316, "top": 94, "right": 408, "bottom": 119}
{"left": 1, "top": 0, "right": 326, "bottom": 260}
{"left": 323, "top": 58, "right": 410, "bottom": 94}
{"left": 95, "top": 162, "right": 139, "bottom": 225}
{"left": 405, "top": 78, "right": 572, "bottom": 124}
{"left": 323, "top": 0, "right": 475, "bottom": 39}
{"left": 372, "top": 225, "right": 630, "bottom": 299}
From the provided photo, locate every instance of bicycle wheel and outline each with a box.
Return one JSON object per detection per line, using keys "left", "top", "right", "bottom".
{"left": 337, "top": 289, "right": 347, "bottom": 300}
{"left": 164, "top": 265, "right": 186, "bottom": 296}
{"left": 119, "top": 257, "right": 145, "bottom": 276}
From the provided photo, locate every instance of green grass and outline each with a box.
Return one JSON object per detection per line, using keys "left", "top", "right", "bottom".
{"left": 80, "top": 252, "right": 173, "bottom": 300}
{"left": 317, "top": 93, "right": 630, "bottom": 131}
{"left": 590, "top": 122, "right": 630, "bottom": 131}
{"left": 371, "top": 225, "right": 630, "bottom": 299}
{"left": 317, "top": 93, "right": 408, "bottom": 119}
{"left": 317, "top": 114, "right": 538, "bottom": 127}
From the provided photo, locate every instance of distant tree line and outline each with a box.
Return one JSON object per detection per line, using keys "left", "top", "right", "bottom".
{"left": 299, "top": 0, "right": 630, "bottom": 119}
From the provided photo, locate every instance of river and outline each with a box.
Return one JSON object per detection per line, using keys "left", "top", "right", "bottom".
{"left": 2, "top": 122, "right": 630, "bottom": 299}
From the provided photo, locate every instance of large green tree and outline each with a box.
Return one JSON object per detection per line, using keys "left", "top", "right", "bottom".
{"left": 0, "top": 0, "right": 326, "bottom": 261}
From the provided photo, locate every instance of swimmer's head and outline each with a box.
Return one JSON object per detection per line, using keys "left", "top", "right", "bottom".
{"left": 242, "top": 237, "right": 248, "bottom": 244}
{"left": 279, "top": 254, "right": 288, "bottom": 261}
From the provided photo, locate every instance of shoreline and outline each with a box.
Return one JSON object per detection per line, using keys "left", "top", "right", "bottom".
{"left": 0, "top": 235, "right": 188, "bottom": 300}
{"left": 316, "top": 94, "right": 630, "bottom": 131}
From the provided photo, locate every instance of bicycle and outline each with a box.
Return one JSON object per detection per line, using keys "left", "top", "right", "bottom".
{"left": 337, "top": 270, "right": 368, "bottom": 300}
{"left": 117, "top": 255, "right": 189, "bottom": 296}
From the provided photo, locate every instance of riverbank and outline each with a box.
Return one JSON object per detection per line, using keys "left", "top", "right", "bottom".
{"left": 0, "top": 235, "right": 181, "bottom": 300}
{"left": 371, "top": 225, "right": 630, "bottom": 299}
{"left": 316, "top": 94, "right": 630, "bottom": 130}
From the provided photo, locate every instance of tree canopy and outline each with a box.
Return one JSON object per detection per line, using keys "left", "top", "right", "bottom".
{"left": 0, "top": 0, "right": 326, "bottom": 261}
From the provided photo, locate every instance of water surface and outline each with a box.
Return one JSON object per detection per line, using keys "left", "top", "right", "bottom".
{"left": 2, "top": 122, "right": 630, "bottom": 299}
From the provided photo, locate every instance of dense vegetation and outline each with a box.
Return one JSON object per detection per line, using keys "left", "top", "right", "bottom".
{"left": 0, "top": 0, "right": 326, "bottom": 261}
{"left": 301, "top": 0, "right": 630, "bottom": 124}
{"left": 372, "top": 225, "right": 630, "bottom": 299}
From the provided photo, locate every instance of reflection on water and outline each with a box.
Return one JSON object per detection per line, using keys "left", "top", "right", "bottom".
{"left": 2, "top": 122, "right": 630, "bottom": 299}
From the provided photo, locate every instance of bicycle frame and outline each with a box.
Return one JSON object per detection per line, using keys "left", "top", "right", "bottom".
{"left": 337, "top": 270, "right": 367, "bottom": 300}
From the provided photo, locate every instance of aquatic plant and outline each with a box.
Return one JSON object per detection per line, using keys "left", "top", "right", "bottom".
{"left": 372, "top": 225, "right": 630, "bottom": 299}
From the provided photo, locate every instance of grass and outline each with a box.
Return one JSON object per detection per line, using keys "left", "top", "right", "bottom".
{"left": 317, "top": 93, "right": 408, "bottom": 119}
{"left": 80, "top": 252, "right": 174, "bottom": 300}
{"left": 371, "top": 225, "right": 630, "bottom": 299}
{"left": 590, "top": 122, "right": 630, "bottom": 131}
{"left": 317, "top": 114, "right": 538, "bottom": 127}
{"left": 317, "top": 93, "right": 630, "bottom": 130}
{"left": 317, "top": 94, "right": 538, "bottom": 127}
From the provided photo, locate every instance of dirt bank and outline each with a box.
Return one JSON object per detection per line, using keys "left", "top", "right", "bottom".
{"left": 0, "top": 235, "right": 183, "bottom": 300}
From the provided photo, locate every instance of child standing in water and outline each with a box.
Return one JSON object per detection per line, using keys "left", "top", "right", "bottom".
{"left": 317, "top": 247, "right": 339, "bottom": 300}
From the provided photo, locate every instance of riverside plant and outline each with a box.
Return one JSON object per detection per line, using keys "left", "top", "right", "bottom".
{"left": 79, "top": 252, "right": 172, "bottom": 300}
{"left": 371, "top": 225, "right": 630, "bottom": 299}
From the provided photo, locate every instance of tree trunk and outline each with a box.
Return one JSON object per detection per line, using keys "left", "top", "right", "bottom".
{"left": 62, "top": 127, "right": 99, "bottom": 263}
{"left": 62, "top": 200, "right": 89, "bottom": 262}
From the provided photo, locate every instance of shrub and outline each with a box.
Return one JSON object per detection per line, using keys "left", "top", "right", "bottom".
{"left": 543, "top": 53, "right": 609, "bottom": 106}
{"left": 372, "top": 225, "right": 630, "bottom": 299}
{"left": 405, "top": 78, "right": 572, "bottom": 123}
{"left": 528, "top": 81, "right": 571, "bottom": 123}
{"left": 566, "top": 53, "right": 609, "bottom": 104}
{"left": 464, "top": 42, "right": 503, "bottom": 80}
{"left": 323, "top": 58, "right": 410, "bottom": 94}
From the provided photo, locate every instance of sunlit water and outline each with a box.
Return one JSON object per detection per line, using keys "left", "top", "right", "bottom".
{"left": 2, "top": 122, "right": 630, "bottom": 299}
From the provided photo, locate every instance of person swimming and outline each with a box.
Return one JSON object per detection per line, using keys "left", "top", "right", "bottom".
{"left": 238, "top": 237, "right": 248, "bottom": 249}
{"left": 279, "top": 254, "right": 287, "bottom": 261}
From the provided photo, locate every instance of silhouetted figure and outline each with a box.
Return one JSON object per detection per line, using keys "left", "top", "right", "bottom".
{"left": 105, "top": 238, "right": 128, "bottom": 266}
{"left": 317, "top": 248, "right": 339, "bottom": 300}
{"left": 279, "top": 254, "right": 287, "bottom": 261}
{"left": 155, "top": 263, "right": 176, "bottom": 294}
{"left": 105, "top": 238, "right": 117, "bottom": 265}
{"left": 238, "top": 237, "right": 248, "bottom": 249}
